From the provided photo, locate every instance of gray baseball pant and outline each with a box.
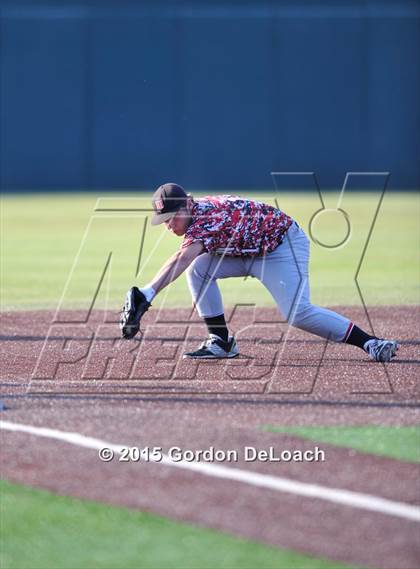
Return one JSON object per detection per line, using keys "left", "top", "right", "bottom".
{"left": 186, "top": 222, "right": 350, "bottom": 342}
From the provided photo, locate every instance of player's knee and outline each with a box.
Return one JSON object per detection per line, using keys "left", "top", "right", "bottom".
{"left": 286, "top": 303, "right": 313, "bottom": 327}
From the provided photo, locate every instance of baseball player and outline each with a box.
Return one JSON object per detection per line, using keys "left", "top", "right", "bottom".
{"left": 120, "top": 183, "right": 399, "bottom": 362}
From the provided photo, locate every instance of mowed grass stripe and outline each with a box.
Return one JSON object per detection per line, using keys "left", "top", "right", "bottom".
{"left": 260, "top": 426, "right": 420, "bottom": 463}
{"left": 0, "top": 480, "right": 357, "bottom": 569}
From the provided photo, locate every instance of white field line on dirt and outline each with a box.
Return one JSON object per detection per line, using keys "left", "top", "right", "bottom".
{"left": 1, "top": 419, "right": 419, "bottom": 523}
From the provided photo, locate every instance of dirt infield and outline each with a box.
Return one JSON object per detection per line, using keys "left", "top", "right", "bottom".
{"left": 1, "top": 305, "right": 419, "bottom": 400}
{"left": 1, "top": 306, "right": 419, "bottom": 568}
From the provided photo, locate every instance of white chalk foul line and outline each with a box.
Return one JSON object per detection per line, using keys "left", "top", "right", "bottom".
{"left": 1, "top": 419, "right": 419, "bottom": 523}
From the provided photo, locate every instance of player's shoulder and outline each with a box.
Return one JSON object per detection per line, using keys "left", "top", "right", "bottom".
{"left": 196, "top": 194, "right": 245, "bottom": 206}
{"left": 197, "top": 194, "right": 239, "bottom": 201}
{"left": 195, "top": 194, "right": 278, "bottom": 209}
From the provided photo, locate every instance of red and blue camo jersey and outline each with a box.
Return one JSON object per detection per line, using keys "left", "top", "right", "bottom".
{"left": 182, "top": 195, "right": 293, "bottom": 256}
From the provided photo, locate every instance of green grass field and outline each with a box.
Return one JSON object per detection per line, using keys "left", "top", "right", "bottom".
{"left": 260, "top": 425, "right": 420, "bottom": 463}
{"left": 1, "top": 191, "right": 419, "bottom": 310}
{"left": 0, "top": 481, "right": 356, "bottom": 569}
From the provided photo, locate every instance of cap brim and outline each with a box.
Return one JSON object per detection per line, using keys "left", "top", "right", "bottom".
{"left": 151, "top": 211, "right": 177, "bottom": 226}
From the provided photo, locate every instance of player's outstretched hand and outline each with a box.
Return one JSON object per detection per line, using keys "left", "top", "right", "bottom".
{"left": 120, "top": 286, "right": 151, "bottom": 339}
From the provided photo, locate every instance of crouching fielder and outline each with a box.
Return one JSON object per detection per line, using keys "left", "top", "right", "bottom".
{"left": 120, "top": 183, "right": 399, "bottom": 363}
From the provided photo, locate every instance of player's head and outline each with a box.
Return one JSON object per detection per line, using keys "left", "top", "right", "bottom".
{"left": 151, "top": 183, "right": 193, "bottom": 235}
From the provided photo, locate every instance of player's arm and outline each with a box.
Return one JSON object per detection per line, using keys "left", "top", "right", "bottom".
{"left": 149, "top": 240, "right": 204, "bottom": 295}
{"left": 120, "top": 240, "right": 204, "bottom": 339}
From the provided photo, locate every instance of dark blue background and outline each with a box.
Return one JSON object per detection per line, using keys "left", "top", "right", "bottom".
{"left": 1, "top": 1, "right": 419, "bottom": 191}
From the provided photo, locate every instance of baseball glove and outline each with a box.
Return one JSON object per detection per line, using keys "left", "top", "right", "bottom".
{"left": 120, "top": 286, "right": 151, "bottom": 339}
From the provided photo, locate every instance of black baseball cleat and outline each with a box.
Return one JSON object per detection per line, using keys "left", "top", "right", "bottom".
{"left": 119, "top": 286, "right": 150, "bottom": 340}
{"left": 183, "top": 334, "right": 239, "bottom": 359}
{"left": 364, "top": 339, "right": 399, "bottom": 362}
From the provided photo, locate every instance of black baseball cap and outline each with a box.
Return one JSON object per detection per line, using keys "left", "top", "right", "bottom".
{"left": 151, "top": 183, "right": 188, "bottom": 225}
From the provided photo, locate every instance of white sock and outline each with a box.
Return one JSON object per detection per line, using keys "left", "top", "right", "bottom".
{"left": 139, "top": 285, "right": 156, "bottom": 303}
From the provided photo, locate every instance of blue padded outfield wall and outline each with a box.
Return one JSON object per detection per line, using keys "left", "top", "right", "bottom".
{"left": 0, "top": 0, "right": 419, "bottom": 191}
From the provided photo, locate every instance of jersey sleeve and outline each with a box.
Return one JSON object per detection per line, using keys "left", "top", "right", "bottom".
{"left": 181, "top": 234, "right": 204, "bottom": 250}
{"left": 181, "top": 228, "right": 213, "bottom": 252}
